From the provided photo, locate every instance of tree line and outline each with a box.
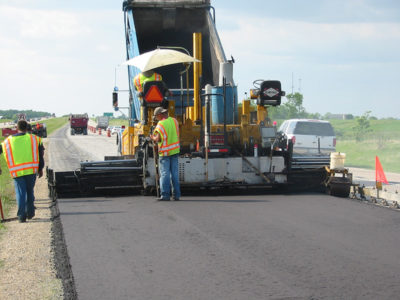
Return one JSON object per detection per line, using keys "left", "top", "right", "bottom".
{"left": 266, "top": 92, "right": 358, "bottom": 120}
{"left": 265, "top": 93, "right": 380, "bottom": 141}
{"left": 0, "top": 109, "right": 53, "bottom": 120}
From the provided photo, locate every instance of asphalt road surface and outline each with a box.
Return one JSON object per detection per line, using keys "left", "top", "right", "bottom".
{"left": 48, "top": 125, "right": 400, "bottom": 299}
{"left": 48, "top": 124, "right": 118, "bottom": 171}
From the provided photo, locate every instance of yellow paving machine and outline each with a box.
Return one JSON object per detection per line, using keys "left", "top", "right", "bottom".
{"left": 47, "top": 0, "right": 352, "bottom": 199}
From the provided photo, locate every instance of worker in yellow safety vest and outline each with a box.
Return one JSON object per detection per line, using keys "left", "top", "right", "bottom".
{"left": 0, "top": 120, "right": 44, "bottom": 222}
{"left": 133, "top": 70, "right": 163, "bottom": 93}
{"left": 150, "top": 107, "right": 181, "bottom": 201}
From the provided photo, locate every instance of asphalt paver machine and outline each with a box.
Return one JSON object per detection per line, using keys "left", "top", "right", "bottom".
{"left": 47, "top": 0, "right": 352, "bottom": 199}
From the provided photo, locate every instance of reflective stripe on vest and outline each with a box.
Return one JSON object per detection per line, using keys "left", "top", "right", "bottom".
{"left": 1, "top": 134, "right": 40, "bottom": 178}
{"left": 135, "top": 76, "right": 141, "bottom": 92}
{"left": 155, "top": 117, "right": 180, "bottom": 156}
{"left": 30, "top": 134, "right": 39, "bottom": 163}
{"left": 8, "top": 162, "right": 39, "bottom": 172}
{"left": 3, "top": 139, "right": 17, "bottom": 177}
{"left": 134, "top": 72, "right": 163, "bottom": 92}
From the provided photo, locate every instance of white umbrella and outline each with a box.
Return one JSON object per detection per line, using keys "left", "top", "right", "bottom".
{"left": 122, "top": 48, "right": 200, "bottom": 72}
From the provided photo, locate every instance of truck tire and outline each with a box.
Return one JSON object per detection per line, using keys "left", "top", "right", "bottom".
{"left": 83, "top": 128, "right": 88, "bottom": 135}
{"left": 71, "top": 129, "right": 75, "bottom": 135}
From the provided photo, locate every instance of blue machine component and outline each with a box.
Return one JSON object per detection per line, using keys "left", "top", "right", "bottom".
{"left": 168, "top": 89, "right": 195, "bottom": 116}
{"left": 211, "top": 86, "right": 238, "bottom": 124}
{"left": 124, "top": 10, "right": 141, "bottom": 123}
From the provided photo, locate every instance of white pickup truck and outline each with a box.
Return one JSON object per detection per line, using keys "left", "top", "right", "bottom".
{"left": 279, "top": 119, "right": 336, "bottom": 156}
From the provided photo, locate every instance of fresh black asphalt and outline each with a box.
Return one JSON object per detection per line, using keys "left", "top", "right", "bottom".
{"left": 49, "top": 125, "right": 400, "bottom": 299}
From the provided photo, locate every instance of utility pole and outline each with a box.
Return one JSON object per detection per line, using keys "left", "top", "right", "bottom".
{"left": 298, "top": 78, "right": 302, "bottom": 93}
{"left": 291, "top": 72, "right": 294, "bottom": 95}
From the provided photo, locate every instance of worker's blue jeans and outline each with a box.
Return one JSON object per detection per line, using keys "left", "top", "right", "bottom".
{"left": 13, "top": 174, "right": 36, "bottom": 219}
{"left": 159, "top": 154, "right": 181, "bottom": 200}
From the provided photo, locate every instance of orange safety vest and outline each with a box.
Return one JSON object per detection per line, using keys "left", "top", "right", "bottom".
{"left": 1, "top": 134, "right": 41, "bottom": 178}
{"left": 155, "top": 117, "right": 180, "bottom": 157}
{"left": 134, "top": 72, "right": 162, "bottom": 92}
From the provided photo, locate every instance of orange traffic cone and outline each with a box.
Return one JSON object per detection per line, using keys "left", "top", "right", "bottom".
{"left": 375, "top": 156, "right": 388, "bottom": 189}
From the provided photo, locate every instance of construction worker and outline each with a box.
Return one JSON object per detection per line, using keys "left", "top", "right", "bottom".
{"left": 133, "top": 70, "right": 163, "bottom": 93}
{"left": 150, "top": 107, "right": 181, "bottom": 201}
{"left": 0, "top": 120, "right": 44, "bottom": 222}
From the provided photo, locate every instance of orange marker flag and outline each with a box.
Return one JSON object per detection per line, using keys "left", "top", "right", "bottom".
{"left": 375, "top": 156, "right": 388, "bottom": 184}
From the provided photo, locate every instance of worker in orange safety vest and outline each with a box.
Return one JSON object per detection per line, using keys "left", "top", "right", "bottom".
{"left": 150, "top": 107, "right": 181, "bottom": 201}
{"left": 133, "top": 70, "right": 163, "bottom": 93}
{"left": 0, "top": 120, "right": 44, "bottom": 222}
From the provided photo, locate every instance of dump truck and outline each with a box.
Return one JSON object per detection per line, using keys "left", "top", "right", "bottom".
{"left": 96, "top": 116, "right": 109, "bottom": 130}
{"left": 69, "top": 113, "right": 89, "bottom": 135}
{"left": 47, "top": 0, "right": 352, "bottom": 199}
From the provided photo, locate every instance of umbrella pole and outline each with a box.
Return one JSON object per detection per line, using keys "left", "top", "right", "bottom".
{"left": 180, "top": 73, "right": 184, "bottom": 124}
{"left": 186, "top": 70, "right": 190, "bottom": 120}
{"left": 179, "top": 62, "right": 191, "bottom": 124}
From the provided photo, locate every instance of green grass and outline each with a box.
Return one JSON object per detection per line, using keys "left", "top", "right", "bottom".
{"left": 0, "top": 119, "right": 12, "bottom": 124}
{"left": 45, "top": 117, "right": 69, "bottom": 135}
{"left": 322, "top": 119, "right": 400, "bottom": 173}
{"left": 31, "top": 117, "right": 68, "bottom": 135}
{"left": 274, "top": 118, "right": 400, "bottom": 173}
{"left": 109, "top": 119, "right": 129, "bottom": 127}
{"left": 0, "top": 117, "right": 68, "bottom": 229}
{"left": 0, "top": 135, "right": 14, "bottom": 230}
{"left": 336, "top": 140, "right": 400, "bottom": 173}
{"left": 90, "top": 118, "right": 129, "bottom": 127}
{"left": 330, "top": 119, "right": 400, "bottom": 140}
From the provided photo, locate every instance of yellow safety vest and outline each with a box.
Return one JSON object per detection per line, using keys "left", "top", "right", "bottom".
{"left": 134, "top": 72, "right": 162, "bottom": 92}
{"left": 1, "top": 134, "right": 41, "bottom": 178}
{"left": 155, "top": 117, "right": 180, "bottom": 157}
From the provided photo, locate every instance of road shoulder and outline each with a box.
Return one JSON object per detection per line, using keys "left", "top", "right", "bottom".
{"left": 0, "top": 140, "right": 64, "bottom": 300}
{"left": 0, "top": 173, "right": 63, "bottom": 299}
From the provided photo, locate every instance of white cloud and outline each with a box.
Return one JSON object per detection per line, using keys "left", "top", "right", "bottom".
{"left": 96, "top": 44, "right": 113, "bottom": 53}
{"left": 218, "top": 14, "right": 400, "bottom": 63}
{"left": 0, "top": 4, "right": 125, "bottom": 116}
{"left": 0, "top": 5, "right": 91, "bottom": 39}
{"left": 215, "top": 11, "right": 400, "bottom": 117}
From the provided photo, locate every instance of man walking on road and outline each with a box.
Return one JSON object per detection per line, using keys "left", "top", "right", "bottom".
{"left": 0, "top": 120, "right": 44, "bottom": 222}
{"left": 150, "top": 107, "right": 181, "bottom": 201}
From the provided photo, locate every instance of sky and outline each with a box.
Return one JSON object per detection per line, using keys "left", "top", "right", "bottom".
{"left": 0, "top": 0, "right": 399, "bottom": 119}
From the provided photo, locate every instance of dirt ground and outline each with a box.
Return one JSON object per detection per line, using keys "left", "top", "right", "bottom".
{"left": 0, "top": 140, "right": 76, "bottom": 300}
{"left": 0, "top": 174, "right": 63, "bottom": 299}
